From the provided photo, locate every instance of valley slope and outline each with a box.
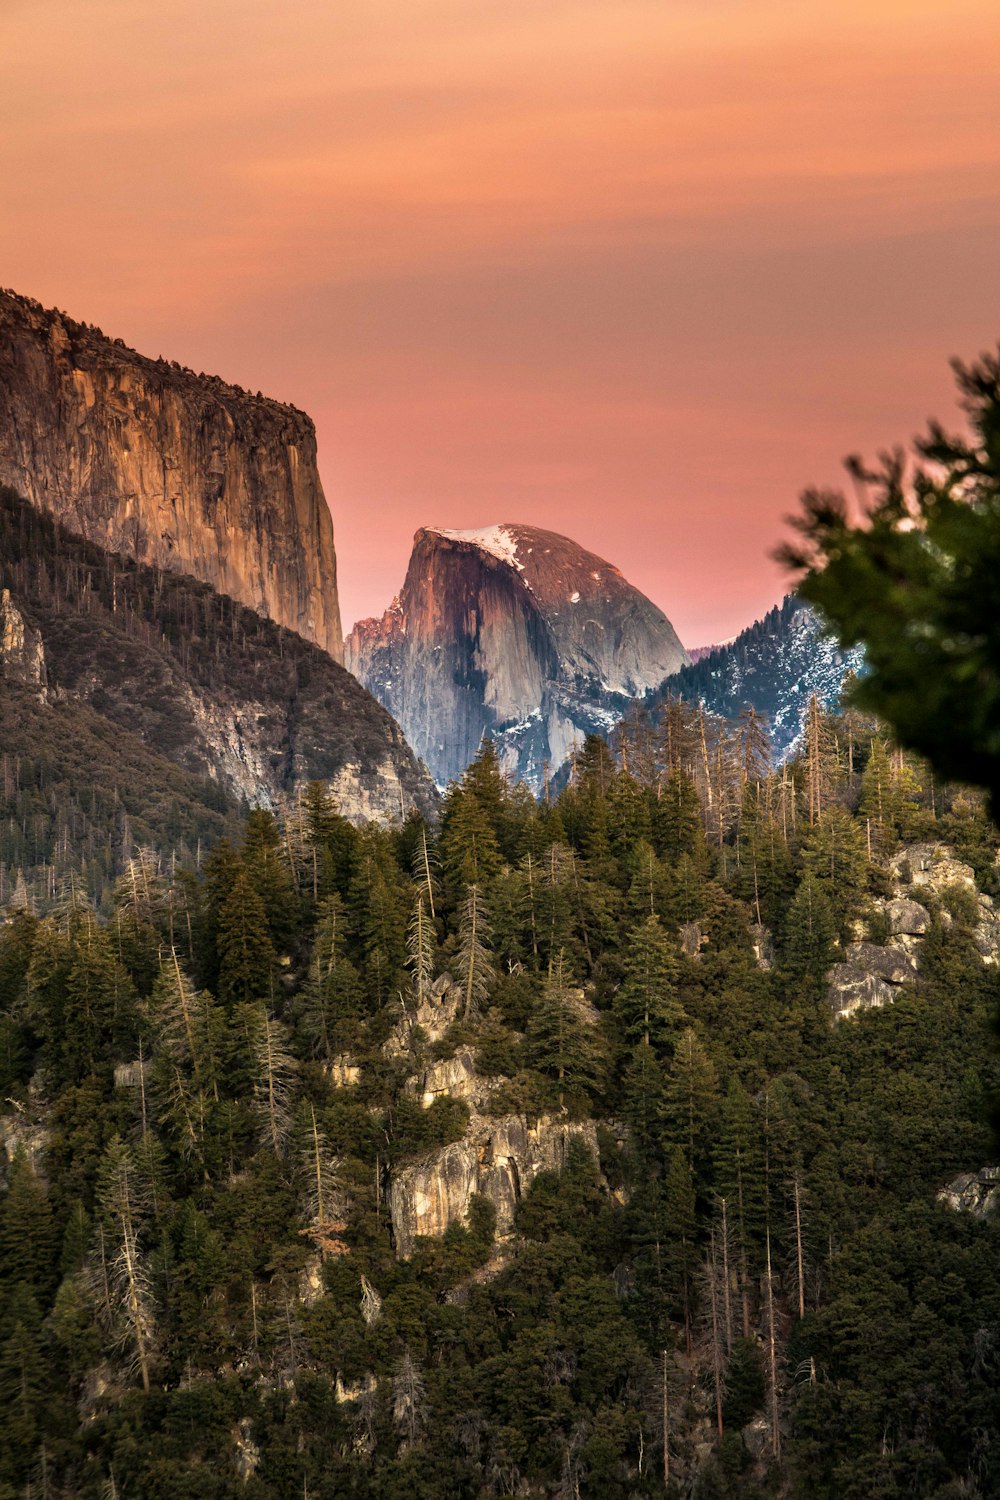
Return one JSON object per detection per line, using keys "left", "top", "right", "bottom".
{"left": 0, "top": 487, "right": 436, "bottom": 899}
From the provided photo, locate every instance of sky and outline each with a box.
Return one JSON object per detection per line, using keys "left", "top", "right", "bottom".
{"left": 2, "top": 0, "right": 999, "bottom": 646}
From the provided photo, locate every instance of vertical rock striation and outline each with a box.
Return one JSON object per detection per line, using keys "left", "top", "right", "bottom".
{"left": 346, "top": 523, "right": 689, "bottom": 788}
{"left": 0, "top": 289, "right": 343, "bottom": 659}
{"left": 389, "top": 1113, "right": 601, "bottom": 1258}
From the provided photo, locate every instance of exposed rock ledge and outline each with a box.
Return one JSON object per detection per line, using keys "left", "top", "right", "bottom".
{"left": 937, "top": 1167, "right": 1000, "bottom": 1220}
{"left": 0, "top": 588, "right": 46, "bottom": 696}
{"left": 828, "top": 943, "right": 918, "bottom": 1019}
{"left": 389, "top": 1112, "right": 600, "bottom": 1258}
{"left": 828, "top": 841, "right": 1000, "bottom": 1019}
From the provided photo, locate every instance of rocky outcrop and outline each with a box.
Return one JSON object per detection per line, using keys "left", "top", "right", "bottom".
{"left": 346, "top": 524, "right": 689, "bottom": 788}
{"left": 885, "top": 897, "right": 931, "bottom": 936}
{"left": 405, "top": 1048, "right": 481, "bottom": 1110}
{"left": 0, "top": 1106, "right": 49, "bottom": 1180}
{"left": 326, "top": 1058, "right": 362, "bottom": 1088}
{"left": 889, "top": 843, "right": 977, "bottom": 893}
{"left": 937, "top": 1167, "right": 1000, "bottom": 1219}
{"left": 891, "top": 843, "right": 1000, "bottom": 962}
{"left": 0, "top": 289, "right": 342, "bottom": 658}
{"left": 388, "top": 975, "right": 463, "bottom": 1056}
{"left": 843, "top": 942, "right": 918, "bottom": 985}
{"left": 389, "top": 1111, "right": 600, "bottom": 1258}
{"left": 0, "top": 587, "right": 45, "bottom": 695}
{"left": 828, "top": 841, "right": 1000, "bottom": 1018}
{"left": 381, "top": 970, "right": 606, "bottom": 1257}
{"left": 828, "top": 961, "right": 901, "bottom": 1019}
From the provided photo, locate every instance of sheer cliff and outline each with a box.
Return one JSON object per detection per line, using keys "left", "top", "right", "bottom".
{"left": 0, "top": 488, "right": 436, "bottom": 838}
{"left": 346, "top": 523, "right": 689, "bottom": 787}
{"left": 0, "top": 289, "right": 342, "bottom": 659}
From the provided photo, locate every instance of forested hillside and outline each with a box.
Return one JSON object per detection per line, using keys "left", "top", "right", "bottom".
{"left": 0, "top": 485, "right": 436, "bottom": 900}
{"left": 0, "top": 702, "right": 998, "bottom": 1499}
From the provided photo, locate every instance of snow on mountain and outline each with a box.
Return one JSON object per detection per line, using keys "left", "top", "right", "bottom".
{"left": 427, "top": 525, "right": 525, "bottom": 572}
{"left": 657, "top": 595, "right": 864, "bottom": 759}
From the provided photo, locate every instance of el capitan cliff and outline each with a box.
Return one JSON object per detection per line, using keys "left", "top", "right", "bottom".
{"left": 0, "top": 289, "right": 343, "bottom": 659}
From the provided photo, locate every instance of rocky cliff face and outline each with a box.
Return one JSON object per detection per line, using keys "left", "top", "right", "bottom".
{"left": 0, "top": 289, "right": 342, "bottom": 659}
{"left": 827, "top": 841, "right": 1000, "bottom": 1019}
{"left": 389, "top": 1109, "right": 600, "bottom": 1259}
{"left": 346, "top": 524, "right": 689, "bottom": 788}
{"left": 0, "top": 587, "right": 45, "bottom": 695}
{"left": 374, "top": 973, "right": 604, "bottom": 1258}
{"left": 937, "top": 1167, "right": 1000, "bottom": 1219}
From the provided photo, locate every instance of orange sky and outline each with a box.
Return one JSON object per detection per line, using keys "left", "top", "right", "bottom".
{"left": 2, "top": 0, "right": 999, "bottom": 644}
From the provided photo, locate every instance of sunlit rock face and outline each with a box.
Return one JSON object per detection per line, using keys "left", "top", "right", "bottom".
{"left": 346, "top": 524, "right": 689, "bottom": 788}
{"left": 389, "top": 1112, "right": 601, "bottom": 1258}
{"left": 0, "top": 289, "right": 343, "bottom": 659}
{"left": 0, "top": 588, "right": 45, "bottom": 695}
{"left": 937, "top": 1167, "right": 1000, "bottom": 1219}
{"left": 827, "top": 841, "right": 1000, "bottom": 1019}
{"left": 372, "top": 973, "right": 607, "bottom": 1259}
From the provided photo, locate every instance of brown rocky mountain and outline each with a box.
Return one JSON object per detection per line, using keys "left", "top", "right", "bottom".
{"left": 346, "top": 523, "right": 689, "bottom": 787}
{"left": 0, "top": 289, "right": 343, "bottom": 659}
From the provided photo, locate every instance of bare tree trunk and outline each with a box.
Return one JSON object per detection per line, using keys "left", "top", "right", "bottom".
{"left": 765, "top": 1229, "right": 781, "bottom": 1459}
{"left": 698, "top": 706, "right": 713, "bottom": 811}
{"left": 310, "top": 1105, "right": 327, "bottom": 1260}
{"left": 250, "top": 1278, "right": 260, "bottom": 1363}
{"left": 709, "top": 1231, "right": 724, "bottom": 1440}
{"left": 120, "top": 1223, "right": 151, "bottom": 1392}
{"left": 138, "top": 1037, "right": 148, "bottom": 1141}
{"left": 525, "top": 853, "right": 538, "bottom": 964}
{"left": 662, "top": 1348, "right": 670, "bottom": 1491}
{"left": 720, "top": 1198, "right": 734, "bottom": 1355}
{"left": 793, "top": 1177, "right": 806, "bottom": 1319}
{"left": 419, "top": 829, "right": 436, "bottom": 919}
{"left": 734, "top": 1150, "right": 751, "bottom": 1339}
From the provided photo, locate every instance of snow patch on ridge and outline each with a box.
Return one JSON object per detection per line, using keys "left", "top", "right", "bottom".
{"left": 429, "top": 525, "right": 525, "bottom": 572}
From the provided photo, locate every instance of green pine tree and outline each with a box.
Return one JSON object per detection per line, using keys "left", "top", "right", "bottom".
{"left": 216, "top": 867, "right": 277, "bottom": 1006}
{"left": 782, "top": 871, "right": 839, "bottom": 982}
{"left": 0, "top": 1147, "right": 56, "bottom": 1297}
{"left": 613, "top": 915, "right": 686, "bottom": 1053}
{"left": 662, "top": 1027, "right": 720, "bottom": 1186}
{"left": 526, "top": 952, "right": 607, "bottom": 1112}
{"left": 241, "top": 808, "right": 299, "bottom": 952}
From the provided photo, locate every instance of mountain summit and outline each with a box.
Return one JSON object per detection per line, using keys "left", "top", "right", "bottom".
{"left": 346, "top": 523, "right": 689, "bottom": 787}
